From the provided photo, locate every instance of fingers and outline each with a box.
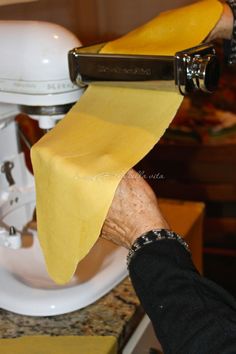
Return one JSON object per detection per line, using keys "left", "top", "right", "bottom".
{"left": 100, "top": 169, "right": 170, "bottom": 248}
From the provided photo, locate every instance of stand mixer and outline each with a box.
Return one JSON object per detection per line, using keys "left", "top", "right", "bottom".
{"left": 0, "top": 21, "right": 129, "bottom": 316}
{"left": 0, "top": 21, "right": 83, "bottom": 249}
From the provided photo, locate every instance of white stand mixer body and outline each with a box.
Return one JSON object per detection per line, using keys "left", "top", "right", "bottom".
{"left": 0, "top": 20, "right": 82, "bottom": 246}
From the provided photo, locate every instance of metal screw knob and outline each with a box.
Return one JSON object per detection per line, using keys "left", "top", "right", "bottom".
{"left": 187, "top": 54, "right": 220, "bottom": 93}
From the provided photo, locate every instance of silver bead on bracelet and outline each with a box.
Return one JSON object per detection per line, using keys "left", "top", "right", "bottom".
{"left": 226, "top": 0, "right": 236, "bottom": 64}
{"left": 127, "top": 229, "right": 191, "bottom": 267}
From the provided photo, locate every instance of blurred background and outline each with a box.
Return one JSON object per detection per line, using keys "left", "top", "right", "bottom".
{"left": 0, "top": 0, "right": 196, "bottom": 43}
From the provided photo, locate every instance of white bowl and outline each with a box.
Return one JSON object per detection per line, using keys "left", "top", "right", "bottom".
{"left": 0, "top": 201, "right": 128, "bottom": 316}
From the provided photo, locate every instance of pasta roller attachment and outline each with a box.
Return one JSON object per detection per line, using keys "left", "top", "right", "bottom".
{"left": 68, "top": 42, "right": 220, "bottom": 95}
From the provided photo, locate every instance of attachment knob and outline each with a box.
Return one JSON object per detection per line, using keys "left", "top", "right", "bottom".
{"left": 187, "top": 54, "right": 220, "bottom": 93}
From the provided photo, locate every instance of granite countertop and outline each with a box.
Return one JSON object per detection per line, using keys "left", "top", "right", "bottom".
{"left": 0, "top": 199, "right": 202, "bottom": 353}
{"left": 0, "top": 277, "right": 144, "bottom": 352}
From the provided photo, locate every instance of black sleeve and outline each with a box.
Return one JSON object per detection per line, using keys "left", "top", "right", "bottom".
{"left": 128, "top": 237, "right": 236, "bottom": 354}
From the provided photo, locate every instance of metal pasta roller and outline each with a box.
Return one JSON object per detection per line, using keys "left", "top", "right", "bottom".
{"left": 68, "top": 42, "right": 220, "bottom": 95}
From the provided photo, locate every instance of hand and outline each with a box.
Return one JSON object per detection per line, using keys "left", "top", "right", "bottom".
{"left": 206, "top": 3, "right": 234, "bottom": 41}
{"left": 100, "top": 169, "right": 169, "bottom": 249}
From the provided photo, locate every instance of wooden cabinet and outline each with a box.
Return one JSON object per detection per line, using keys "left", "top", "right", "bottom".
{"left": 0, "top": 0, "right": 195, "bottom": 43}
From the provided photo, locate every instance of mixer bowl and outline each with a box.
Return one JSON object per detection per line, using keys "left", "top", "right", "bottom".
{"left": 0, "top": 197, "right": 128, "bottom": 316}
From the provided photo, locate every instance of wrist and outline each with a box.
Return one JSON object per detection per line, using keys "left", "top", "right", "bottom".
{"left": 127, "top": 229, "right": 191, "bottom": 267}
{"left": 128, "top": 217, "right": 170, "bottom": 248}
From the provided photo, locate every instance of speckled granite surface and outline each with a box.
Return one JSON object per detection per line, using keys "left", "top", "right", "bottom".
{"left": 0, "top": 277, "right": 144, "bottom": 352}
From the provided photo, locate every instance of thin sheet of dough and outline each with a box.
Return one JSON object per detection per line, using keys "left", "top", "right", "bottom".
{"left": 0, "top": 0, "right": 37, "bottom": 5}
{"left": 0, "top": 336, "right": 117, "bottom": 354}
{"left": 31, "top": 0, "right": 223, "bottom": 284}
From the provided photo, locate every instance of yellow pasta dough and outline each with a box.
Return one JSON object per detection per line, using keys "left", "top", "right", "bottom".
{"left": 0, "top": 336, "right": 117, "bottom": 354}
{"left": 31, "top": 0, "right": 223, "bottom": 284}
{"left": 101, "top": 0, "right": 222, "bottom": 56}
{"left": 0, "top": 0, "right": 37, "bottom": 5}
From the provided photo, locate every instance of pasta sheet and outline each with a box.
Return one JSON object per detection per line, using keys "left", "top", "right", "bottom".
{"left": 31, "top": 0, "right": 222, "bottom": 283}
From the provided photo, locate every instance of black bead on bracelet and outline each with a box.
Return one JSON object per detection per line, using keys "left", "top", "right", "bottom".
{"left": 127, "top": 229, "right": 191, "bottom": 267}
{"left": 226, "top": 0, "right": 236, "bottom": 64}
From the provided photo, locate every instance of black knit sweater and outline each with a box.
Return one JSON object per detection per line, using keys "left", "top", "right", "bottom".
{"left": 129, "top": 237, "right": 236, "bottom": 354}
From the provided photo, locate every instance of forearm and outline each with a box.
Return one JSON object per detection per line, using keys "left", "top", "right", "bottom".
{"left": 129, "top": 237, "right": 236, "bottom": 354}
{"left": 207, "top": 3, "right": 234, "bottom": 41}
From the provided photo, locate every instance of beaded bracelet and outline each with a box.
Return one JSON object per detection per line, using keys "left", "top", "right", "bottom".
{"left": 226, "top": 0, "right": 236, "bottom": 64}
{"left": 127, "top": 229, "right": 191, "bottom": 267}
